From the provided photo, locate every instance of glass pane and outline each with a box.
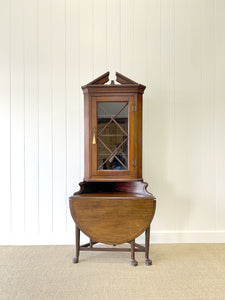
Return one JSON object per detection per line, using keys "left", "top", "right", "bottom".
{"left": 97, "top": 102, "right": 128, "bottom": 170}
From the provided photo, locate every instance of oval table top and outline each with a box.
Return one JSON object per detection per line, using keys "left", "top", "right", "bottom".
{"left": 70, "top": 192, "right": 156, "bottom": 245}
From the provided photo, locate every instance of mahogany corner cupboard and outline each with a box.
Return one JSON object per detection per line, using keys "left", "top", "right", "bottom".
{"left": 69, "top": 72, "right": 156, "bottom": 266}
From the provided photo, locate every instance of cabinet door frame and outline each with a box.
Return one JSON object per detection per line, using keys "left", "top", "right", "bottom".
{"left": 90, "top": 95, "right": 136, "bottom": 180}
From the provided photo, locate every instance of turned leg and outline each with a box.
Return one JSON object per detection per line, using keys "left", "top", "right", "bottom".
{"left": 131, "top": 239, "right": 138, "bottom": 266}
{"left": 145, "top": 225, "right": 152, "bottom": 266}
{"left": 73, "top": 225, "right": 80, "bottom": 264}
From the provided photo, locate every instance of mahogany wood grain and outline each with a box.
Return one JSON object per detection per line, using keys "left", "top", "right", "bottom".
{"left": 70, "top": 192, "right": 156, "bottom": 245}
{"left": 83, "top": 72, "right": 145, "bottom": 182}
{"left": 74, "top": 181, "right": 155, "bottom": 196}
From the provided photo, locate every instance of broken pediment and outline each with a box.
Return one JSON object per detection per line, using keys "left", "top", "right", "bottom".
{"left": 82, "top": 71, "right": 146, "bottom": 93}
{"left": 84, "top": 71, "right": 140, "bottom": 86}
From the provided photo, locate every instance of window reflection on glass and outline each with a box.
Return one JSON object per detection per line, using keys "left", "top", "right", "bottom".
{"left": 97, "top": 102, "right": 128, "bottom": 170}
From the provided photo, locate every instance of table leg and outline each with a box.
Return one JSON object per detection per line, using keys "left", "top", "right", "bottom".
{"left": 73, "top": 225, "right": 80, "bottom": 264}
{"left": 131, "top": 239, "right": 138, "bottom": 266}
{"left": 145, "top": 225, "right": 152, "bottom": 266}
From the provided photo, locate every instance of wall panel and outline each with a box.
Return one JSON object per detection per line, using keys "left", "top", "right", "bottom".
{"left": 38, "top": 0, "right": 53, "bottom": 234}
{"left": 121, "top": 0, "right": 134, "bottom": 76}
{"left": 188, "top": 0, "right": 204, "bottom": 230}
{"left": 0, "top": 0, "right": 11, "bottom": 233}
{"left": 24, "top": 0, "right": 39, "bottom": 234}
{"left": 0, "top": 0, "right": 225, "bottom": 244}
{"left": 157, "top": 0, "right": 175, "bottom": 231}
{"left": 146, "top": 0, "right": 162, "bottom": 232}
{"left": 174, "top": 0, "right": 190, "bottom": 231}
{"left": 10, "top": 0, "right": 25, "bottom": 233}
{"left": 65, "top": 0, "right": 81, "bottom": 232}
{"left": 215, "top": 0, "right": 225, "bottom": 230}
{"left": 107, "top": 0, "right": 121, "bottom": 77}
{"left": 52, "top": 0, "right": 67, "bottom": 233}
{"left": 93, "top": 0, "right": 107, "bottom": 77}
{"left": 79, "top": 0, "right": 93, "bottom": 181}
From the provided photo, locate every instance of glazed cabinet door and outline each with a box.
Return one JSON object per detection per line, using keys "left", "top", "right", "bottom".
{"left": 90, "top": 96, "right": 136, "bottom": 180}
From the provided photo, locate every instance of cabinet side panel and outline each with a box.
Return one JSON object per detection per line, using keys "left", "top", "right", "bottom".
{"left": 137, "top": 94, "right": 143, "bottom": 179}
{"left": 84, "top": 94, "right": 91, "bottom": 180}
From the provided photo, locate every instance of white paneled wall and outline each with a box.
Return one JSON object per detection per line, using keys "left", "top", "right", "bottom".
{"left": 0, "top": 0, "right": 225, "bottom": 245}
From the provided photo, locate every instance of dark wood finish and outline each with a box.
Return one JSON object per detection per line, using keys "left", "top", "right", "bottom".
{"left": 82, "top": 72, "right": 145, "bottom": 182}
{"left": 70, "top": 191, "right": 155, "bottom": 245}
{"left": 137, "top": 92, "right": 143, "bottom": 179}
{"left": 69, "top": 72, "right": 156, "bottom": 266}
{"left": 90, "top": 95, "right": 135, "bottom": 181}
{"left": 116, "top": 72, "right": 138, "bottom": 84}
{"left": 85, "top": 71, "right": 110, "bottom": 85}
{"left": 73, "top": 180, "right": 153, "bottom": 195}
{"left": 79, "top": 244, "right": 146, "bottom": 252}
{"left": 130, "top": 240, "right": 138, "bottom": 266}
{"left": 145, "top": 226, "right": 152, "bottom": 265}
{"left": 72, "top": 225, "right": 80, "bottom": 264}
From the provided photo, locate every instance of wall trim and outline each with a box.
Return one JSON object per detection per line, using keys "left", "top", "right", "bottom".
{"left": 1, "top": 231, "right": 225, "bottom": 245}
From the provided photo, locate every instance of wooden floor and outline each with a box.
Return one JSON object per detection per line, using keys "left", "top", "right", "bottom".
{"left": 1, "top": 244, "right": 225, "bottom": 300}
